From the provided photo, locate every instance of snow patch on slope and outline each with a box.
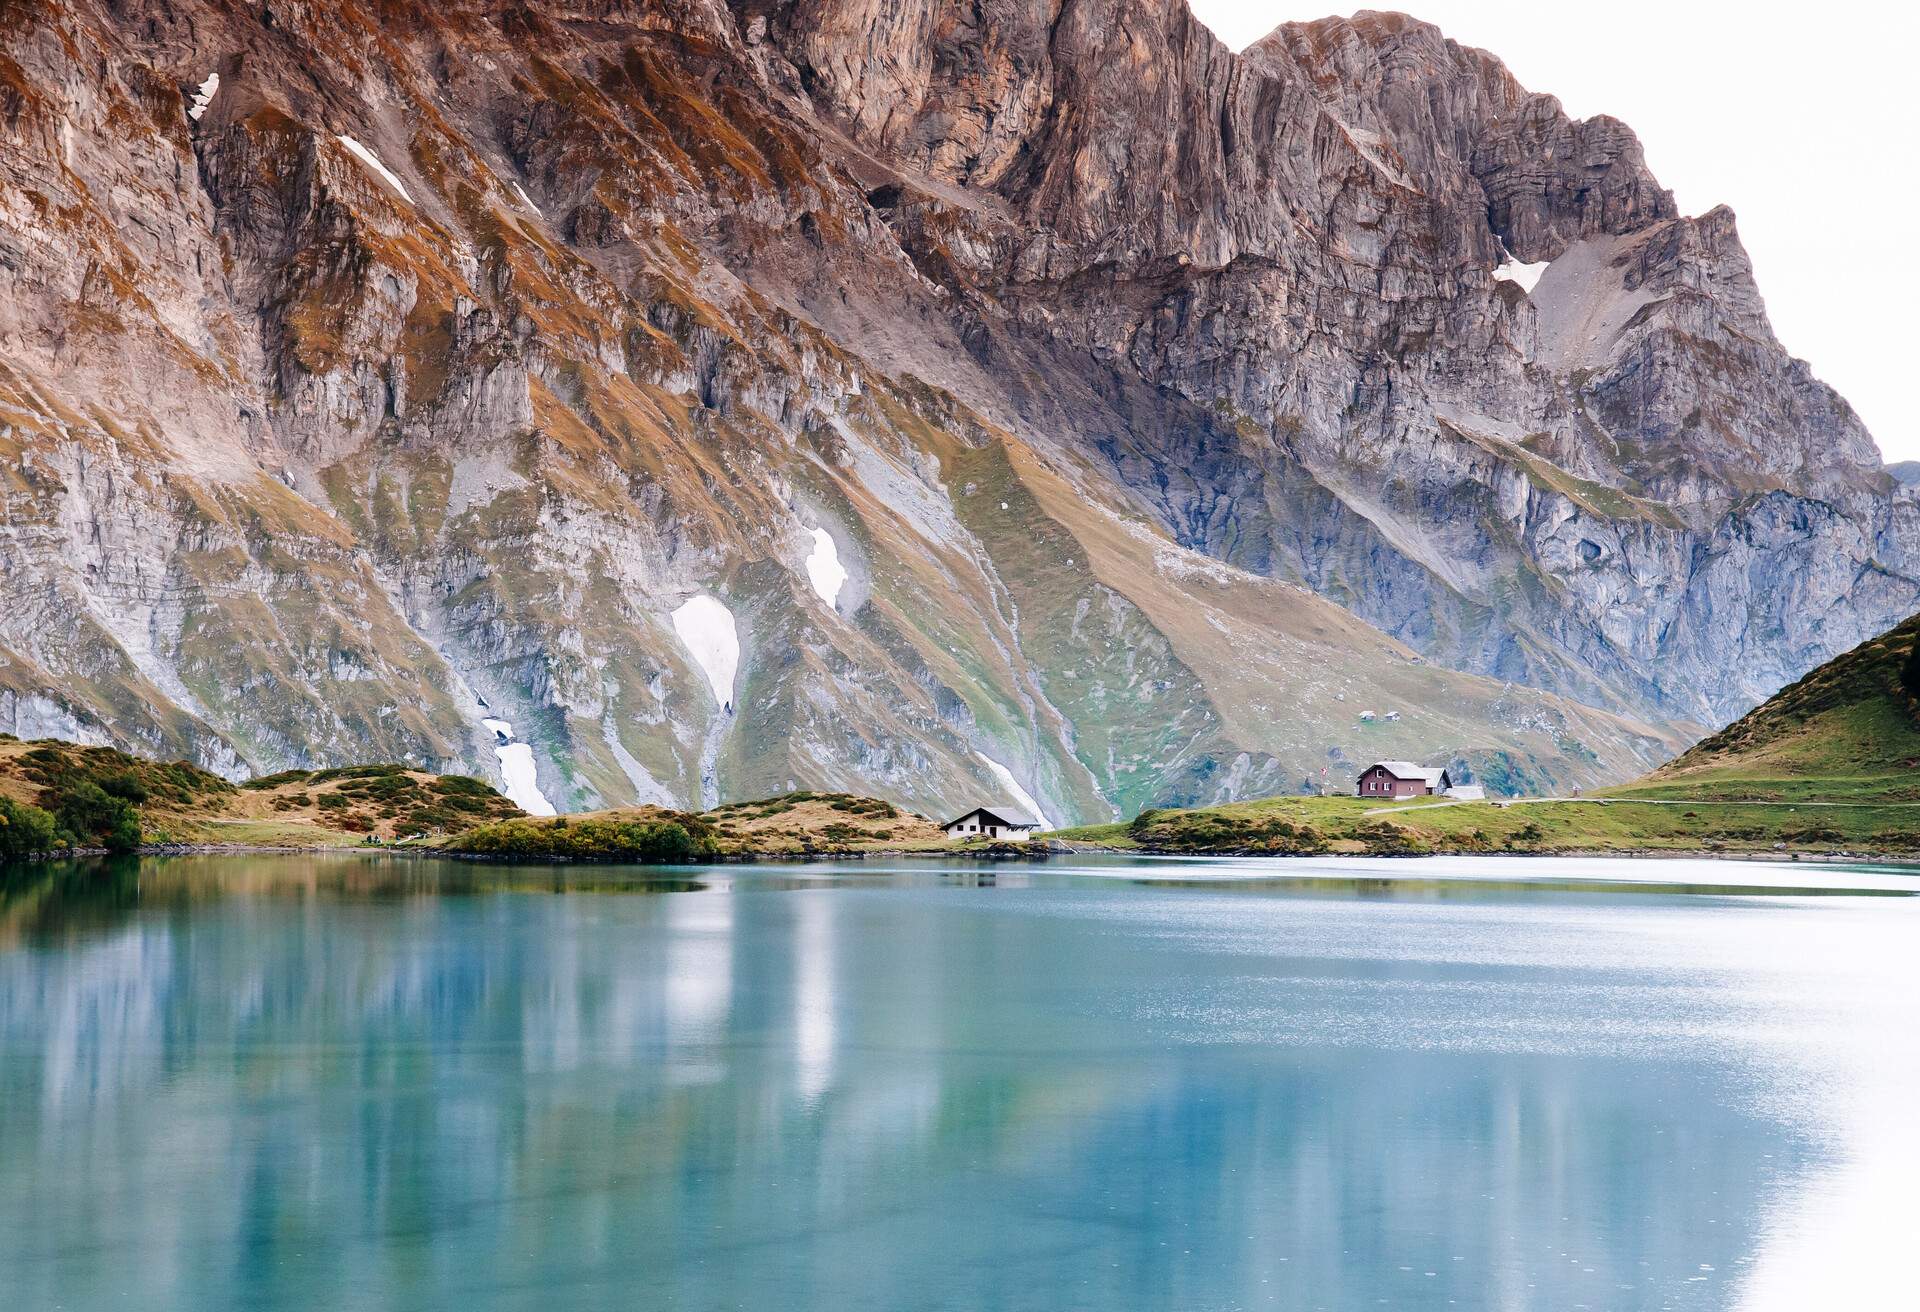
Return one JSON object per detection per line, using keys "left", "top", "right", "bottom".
{"left": 481, "top": 717, "right": 555, "bottom": 815}
{"left": 496, "top": 743, "right": 555, "bottom": 816}
{"left": 672, "top": 595, "right": 740, "bottom": 710}
{"left": 1494, "top": 256, "right": 1550, "bottom": 293}
{"left": 337, "top": 135, "right": 414, "bottom": 204}
{"left": 513, "top": 182, "right": 542, "bottom": 216}
{"left": 804, "top": 528, "right": 847, "bottom": 608}
{"left": 976, "top": 752, "right": 1052, "bottom": 830}
{"left": 187, "top": 73, "right": 219, "bottom": 121}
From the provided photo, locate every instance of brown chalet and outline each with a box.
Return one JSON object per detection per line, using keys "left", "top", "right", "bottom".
{"left": 1355, "top": 761, "right": 1452, "bottom": 799}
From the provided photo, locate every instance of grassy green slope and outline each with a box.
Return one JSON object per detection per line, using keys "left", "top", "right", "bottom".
{"left": 1057, "top": 613, "right": 1920, "bottom": 857}
{"left": 1614, "top": 612, "right": 1920, "bottom": 803}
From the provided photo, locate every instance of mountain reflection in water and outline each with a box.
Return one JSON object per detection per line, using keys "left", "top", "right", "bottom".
{"left": 0, "top": 852, "right": 1914, "bottom": 1310}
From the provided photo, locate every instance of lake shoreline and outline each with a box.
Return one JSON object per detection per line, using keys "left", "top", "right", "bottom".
{"left": 43, "top": 839, "right": 1920, "bottom": 868}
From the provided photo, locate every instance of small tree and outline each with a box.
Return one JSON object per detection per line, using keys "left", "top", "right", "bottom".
{"left": 98, "top": 771, "right": 150, "bottom": 805}
{"left": 0, "top": 796, "right": 60, "bottom": 860}
{"left": 51, "top": 781, "right": 142, "bottom": 853}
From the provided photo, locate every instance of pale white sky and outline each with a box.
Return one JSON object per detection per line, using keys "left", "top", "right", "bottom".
{"left": 1189, "top": 2, "right": 1918, "bottom": 462}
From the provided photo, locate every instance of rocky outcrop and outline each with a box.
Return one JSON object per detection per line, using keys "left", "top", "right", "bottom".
{"left": 745, "top": 3, "right": 1914, "bottom": 723}
{"left": 0, "top": 0, "right": 1901, "bottom": 819}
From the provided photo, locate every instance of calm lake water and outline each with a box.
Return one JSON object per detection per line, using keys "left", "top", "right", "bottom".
{"left": 2, "top": 853, "right": 1916, "bottom": 1311}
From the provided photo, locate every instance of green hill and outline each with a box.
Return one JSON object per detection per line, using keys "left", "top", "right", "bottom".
{"left": 1620, "top": 612, "right": 1920, "bottom": 803}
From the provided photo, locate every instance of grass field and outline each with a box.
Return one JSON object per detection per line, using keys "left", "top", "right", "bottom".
{"left": 1054, "top": 790, "right": 1920, "bottom": 858}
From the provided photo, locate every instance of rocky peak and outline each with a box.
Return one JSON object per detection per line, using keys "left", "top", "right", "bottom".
{"left": 0, "top": 0, "right": 1909, "bottom": 821}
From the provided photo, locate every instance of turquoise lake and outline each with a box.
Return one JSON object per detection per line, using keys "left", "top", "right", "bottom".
{"left": 2, "top": 853, "right": 1916, "bottom": 1310}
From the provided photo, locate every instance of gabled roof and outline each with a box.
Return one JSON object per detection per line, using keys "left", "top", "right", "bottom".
{"left": 942, "top": 805, "right": 1041, "bottom": 828}
{"left": 1364, "top": 761, "right": 1449, "bottom": 785}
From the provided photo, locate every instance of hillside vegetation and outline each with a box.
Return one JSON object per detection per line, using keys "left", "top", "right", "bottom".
{"left": 0, "top": 742, "right": 959, "bottom": 864}
{"left": 1058, "top": 613, "right": 1920, "bottom": 859}
{"left": 0, "top": 737, "right": 523, "bottom": 855}
{"left": 444, "top": 792, "right": 951, "bottom": 861}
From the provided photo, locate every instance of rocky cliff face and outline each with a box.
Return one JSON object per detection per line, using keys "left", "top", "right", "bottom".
{"left": 0, "top": 0, "right": 1902, "bottom": 820}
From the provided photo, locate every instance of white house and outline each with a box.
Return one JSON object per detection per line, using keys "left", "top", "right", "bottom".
{"left": 942, "top": 805, "right": 1042, "bottom": 840}
{"left": 1444, "top": 784, "right": 1486, "bottom": 801}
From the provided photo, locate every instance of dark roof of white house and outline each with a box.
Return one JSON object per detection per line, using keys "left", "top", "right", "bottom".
{"left": 942, "top": 805, "right": 1041, "bottom": 829}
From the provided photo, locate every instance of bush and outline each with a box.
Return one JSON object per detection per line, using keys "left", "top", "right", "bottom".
{"left": 98, "top": 771, "right": 149, "bottom": 805}
{"left": 1128, "top": 808, "right": 1162, "bottom": 838}
{"left": 448, "top": 816, "right": 717, "bottom": 863}
{"left": 1507, "top": 822, "right": 1546, "bottom": 849}
{"left": 0, "top": 796, "right": 59, "bottom": 860}
{"left": 49, "top": 781, "right": 141, "bottom": 853}
{"left": 243, "top": 770, "right": 313, "bottom": 790}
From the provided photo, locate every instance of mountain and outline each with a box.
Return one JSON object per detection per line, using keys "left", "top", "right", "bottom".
{"left": 0, "top": 0, "right": 1907, "bottom": 822}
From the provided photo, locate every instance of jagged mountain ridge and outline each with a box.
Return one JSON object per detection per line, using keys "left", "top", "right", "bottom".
{"left": 0, "top": 0, "right": 1899, "bottom": 820}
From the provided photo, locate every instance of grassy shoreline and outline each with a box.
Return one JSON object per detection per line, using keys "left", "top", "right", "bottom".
{"left": 1053, "top": 792, "right": 1920, "bottom": 861}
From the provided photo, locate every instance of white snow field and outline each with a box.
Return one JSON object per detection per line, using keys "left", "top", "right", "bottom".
{"left": 804, "top": 527, "right": 847, "bottom": 608}
{"left": 1494, "top": 256, "right": 1550, "bottom": 292}
{"left": 477, "top": 717, "right": 555, "bottom": 815}
{"left": 337, "top": 135, "right": 414, "bottom": 204}
{"left": 976, "top": 752, "right": 1052, "bottom": 830}
{"left": 187, "top": 73, "right": 219, "bottom": 121}
{"left": 495, "top": 742, "right": 556, "bottom": 816}
{"left": 671, "top": 595, "right": 740, "bottom": 710}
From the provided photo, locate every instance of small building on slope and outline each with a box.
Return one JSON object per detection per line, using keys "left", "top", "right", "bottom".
{"left": 1356, "top": 761, "right": 1453, "bottom": 799}
{"left": 942, "top": 806, "right": 1042, "bottom": 840}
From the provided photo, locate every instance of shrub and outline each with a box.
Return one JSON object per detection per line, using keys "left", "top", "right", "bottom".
{"left": 98, "top": 771, "right": 149, "bottom": 805}
{"left": 49, "top": 781, "right": 141, "bottom": 853}
{"left": 1354, "top": 821, "right": 1424, "bottom": 855}
{"left": 0, "top": 796, "right": 59, "bottom": 860}
{"left": 448, "top": 816, "right": 717, "bottom": 863}
{"left": 1128, "top": 808, "right": 1162, "bottom": 838}
{"left": 244, "top": 770, "right": 313, "bottom": 790}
